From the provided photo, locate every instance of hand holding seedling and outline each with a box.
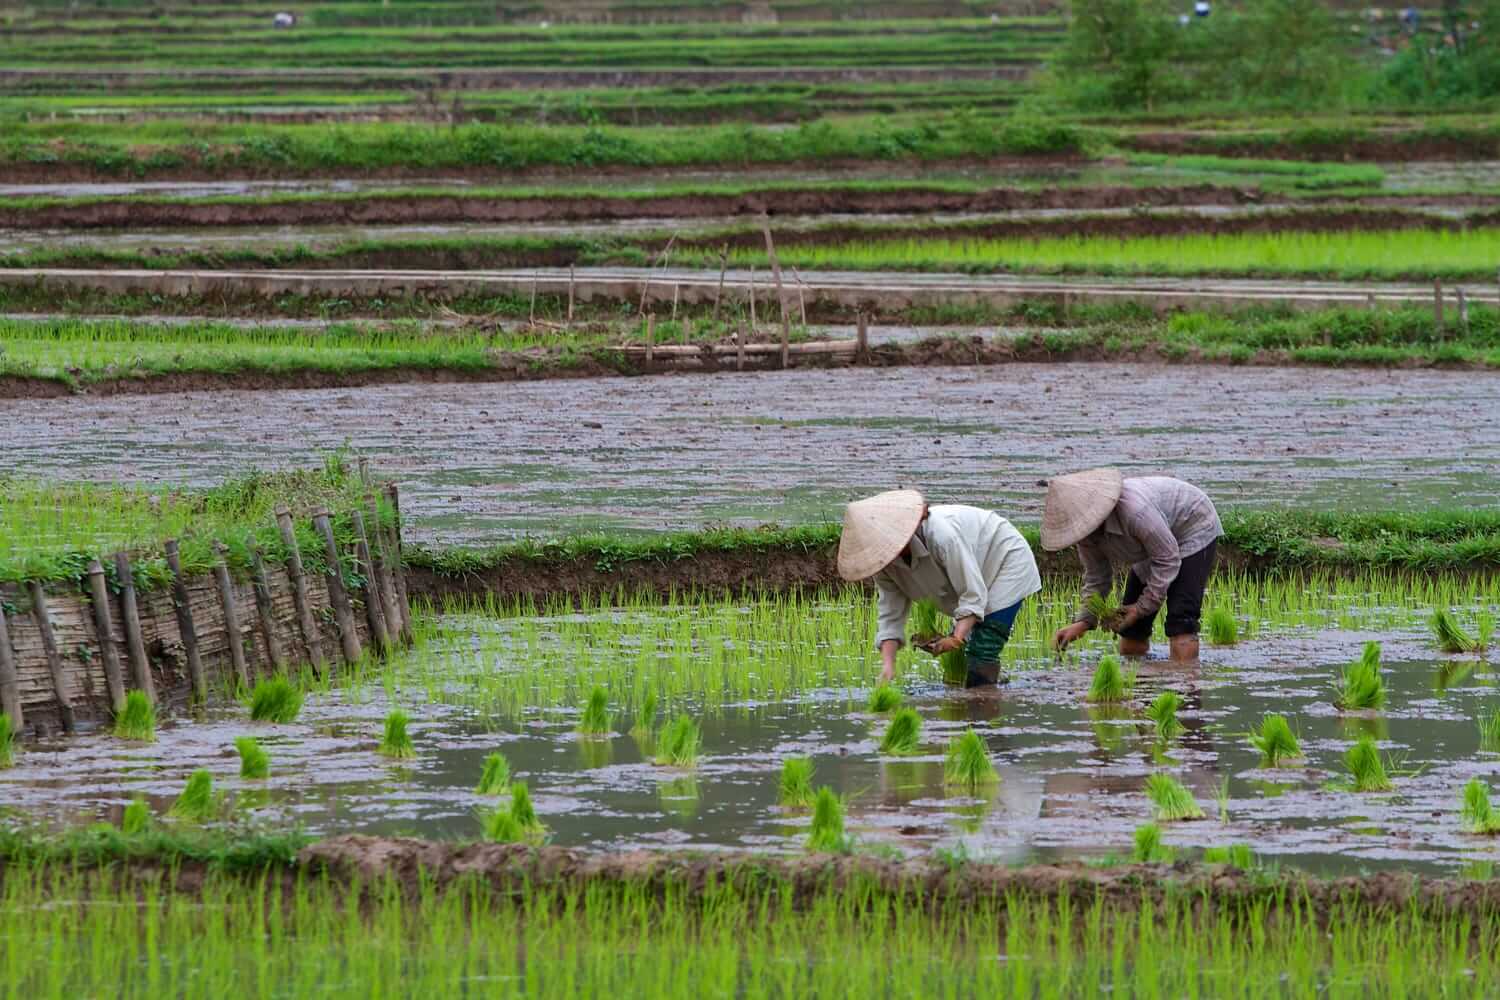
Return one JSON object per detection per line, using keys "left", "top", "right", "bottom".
{"left": 922, "top": 635, "right": 965, "bottom": 655}
{"left": 1113, "top": 604, "right": 1145, "bottom": 632}
{"left": 1053, "top": 621, "right": 1089, "bottom": 651}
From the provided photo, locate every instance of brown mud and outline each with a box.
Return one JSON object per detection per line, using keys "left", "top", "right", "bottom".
{"left": 1125, "top": 131, "right": 1500, "bottom": 163}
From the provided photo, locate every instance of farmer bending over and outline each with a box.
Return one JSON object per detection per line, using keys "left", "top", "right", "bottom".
{"left": 837, "top": 490, "right": 1040, "bottom": 687}
{"left": 1044, "top": 468, "right": 1222, "bottom": 664}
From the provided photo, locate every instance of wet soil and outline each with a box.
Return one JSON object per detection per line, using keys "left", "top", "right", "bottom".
{"left": 3, "top": 362, "right": 1497, "bottom": 543}
{"left": 1125, "top": 130, "right": 1500, "bottom": 163}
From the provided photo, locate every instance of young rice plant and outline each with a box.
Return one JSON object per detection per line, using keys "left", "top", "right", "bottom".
{"left": 1250, "top": 714, "right": 1302, "bottom": 767}
{"left": 249, "top": 676, "right": 303, "bottom": 724}
{"left": 654, "top": 715, "right": 700, "bottom": 768}
{"left": 476, "top": 751, "right": 511, "bottom": 795}
{"left": 1145, "top": 772, "right": 1204, "bottom": 821}
{"left": 235, "top": 736, "right": 269, "bottom": 779}
{"left": 806, "top": 786, "right": 849, "bottom": 853}
{"left": 879, "top": 708, "right": 922, "bottom": 755}
{"left": 943, "top": 729, "right": 999, "bottom": 788}
{"left": 1344, "top": 735, "right": 1394, "bottom": 792}
{"left": 778, "top": 757, "right": 815, "bottom": 809}
{"left": 113, "top": 690, "right": 156, "bottom": 742}
{"left": 1087, "top": 655, "right": 1134, "bottom": 704}
{"left": 378, "top": 710, "right": 416, "bottom": 759}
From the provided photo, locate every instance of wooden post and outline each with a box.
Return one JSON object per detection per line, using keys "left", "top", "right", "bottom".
{"left": 113, "top": 552, "right": 154, "bottom": 703}
{"left": 1434, "top": 278, "right": 1445, "bottom": 330}
{"left": 164, "top": 539, "right": 207, "bottom": 702}
{"left": 736, "top": 322, "right": 745, "bottom": 372}
{"left": 712, "top": 246, "right": 728, "bottom": 323}
{"left": 85, "top": 559, "right": 127, "bottom": 713}
{"left": 250, "top": 548, "right": 286, "bottom": 671}
{"left": 567, "top": 264, "right": 575, "bottom": 326}
{"left": 276, "top": 507, "right": 325, "bottom": 671}
{"left": 528, "top": 274, "right": 537, "bottom": 325}
{"left": 368, "top": 497, "right": 404, "bottom": 641}
{"left": 758, "top": 214, "right": 793, "bottom": 370}
{"left": 791, "top": 266, "right": 807, "bottom": 326}
{"left": 748, "top": 266, "right": 756, "bottom": 328}
{"left": 1459, "top": 287, "right": 1469, "bottom": 331}
{"left": 212, "top": 542, "right": 250, "bottom": 691}
{"left": 671, "top": 282, "right": 679, "bottom": 323}
{"left": 358, "top": 455, "right": 371, "bottom": 487}
{"left": 638, "top": 278, "right": 651, "bottom": 317}
{"left": 644, "top": 313, "right": 655, "bottom": 368}
{"left": 856, "top": 313, "right": 869, "bottom": 364}
{"left": 383, "top": 484, "right": 414, "bottom": 638}
{"left": 351, "top": 510, "right": 391, "bottom": 654}
{"left": 1366, "top": 293, "right": 1377, "bottom": 310}
{"left": 0, "top": 602, "right": 23, "bottom": 733}
{"left": 314, "top": 510, "right": 363, "bottom": 664}
{"left": 28, "top": 582, "right": 74, "bottom": 734}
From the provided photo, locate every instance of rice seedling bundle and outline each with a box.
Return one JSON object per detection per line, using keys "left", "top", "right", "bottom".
{"left": 378, "top": 710, "right": 416, "bottom": 759}
{"left": 1205, "top": 606, "right": 1239, "bottom": 646}
{"left": 1335, "top": 642, "right": 1385, "bottom": 711}
{"left": 0, "top": 713, "right": 13, "bottom": 769}
{"left": 1132, "top": 822, "right": 1172, "bottom": 863}
{"left": 113, "top": 690, "right": 156, "bottom": 742}
{"left": 778, "top": 757, "right": 815, "bottom": 808}
{"left": 1431, "top": 608, "right": 1479, "bottom": 654}
{"left": 654, "top": 715, "right": 699, "bottom": 767}
{"left": 249, "top": 676, "right": 303, "bottom": 724}
{"left": 631, "top": 691, "right": 657, "bottom": 737}
{"left": 1145, "top": 772, "right": 1204, "bottom": 821}
{"left": 806, "top": 786, "right": 849, "bottom": 853}
{"left": 1086, "top": 592, "right": 1123, "bottom": 631}
{"left": 1344, "top": 735, "right": 1393, "bottom": 792}
{"left": 1480, "top": 708, "right": 1500, "bottom": 752}
{"left": 1202, "top": 844, "right": 1254, "bottom": 868}
{"left": 1462, "top": 779, "right": 1500, "bottom": 835}
{"left": 578, "top": 685, "right": 611, "bottom": 735}
{"left": 879, "top": 708, "right": 922, "bottom": 755}
{"left": 169, "top": 769, "right": 218, "bottom": 821}
{"left": 120, "top": 797, "right": 150, "bottom": 834}
{"left": 867, "top": 683, "right": 902, "bottom": 713}
{"left": 1250, "top": 714, "right": 1301, "bottom": 767}
{"left": 1087, "top": 655, "right": 1134, "bottom": 704}
{"left": 483, "top": 781, "right": 546, "bottom": 844}
{"left": 235, "top": 736, "right": 269, "bottom": 779}
{"left": 943, "top": 729, "right": 999, "bottom": 788}
{"left": 910, "top": 599, "right": 965, "bottom": 685}
{"left": 1144, "top": 690, "right": 1184, "bottom": 742}
{"left": 476, "top": 751, "right": 511, "bottom": 795}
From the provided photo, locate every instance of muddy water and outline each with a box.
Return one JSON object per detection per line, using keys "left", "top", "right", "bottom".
{"left": 4, "top": 363, "right": 1498, "bottom": 542}
{"left": 3, "top": 619, "right": 1498, "bottom": 876}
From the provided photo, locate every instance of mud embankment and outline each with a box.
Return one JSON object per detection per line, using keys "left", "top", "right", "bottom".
{"left": 1125, "top": 130, "right": 1500, "bottom": 163}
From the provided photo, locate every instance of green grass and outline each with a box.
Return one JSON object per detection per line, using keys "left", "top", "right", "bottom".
{"left": 1086, "top": 656, "right": 1134, "bottom": 705}
{"left": 1205, "top": 606, "right": 1239, "bottom": 646}
{"left": 112, "top": 690, "right": 156, "bottom": 743}
{"left": 778, "top": 757, "right": 816, "bottom": 809}
{"left": 1132, "top": 822, "right": 1172, "bottom": 863}
{"left": 168, "top": 770, "right": 218, "bottom": 822}
{"left": 866, "top": 684, "right": 902, "bottom": 713}
{"left": 476, "top": 752, "right": 511, "bottom": 795}
{"left": 1202, "top": 844, "right": 1255, "bottom": 869}
{"left": 0, "top": 714, "right": 14, "bottom": 770}
{"left": 1144, "top": 773, "right": 1203, "bottom": 822}
{"left": 943, "top": 730, "right": 999, "bottom": 789}
{"left": 577, "top": 685, "right": 611, "bottom": 736}
{"left": 377, "top": 710, "right": 416, "bottom": 759}
{"left": 654, "top": 715, "right": 699, "bottom": 768}
{"left": 806, "top": 786, "right": 850, "bottom": 853}
{"left": 1143, "top": 691, "right": 1184, "bottom": 743}
{"left": 1462, "top": 779, "right": 1500, "bottom": 835}
{"left": 235, "top": 737, "right": 269, "bottom": 779}
{"left": 878, "top": 708, "right": 922, "bottom": 755}
{"left": 248, "top": 676, "right": 304, "bottom": 724}
{"left": 1250, "top": 714, "right": 1302, "bottom": 768}
{"left": 1335, "top": 642, "right": 1386, "bottom": 711}
{"left": 1344, "top": 736, "right": 1394, "bottom": 793}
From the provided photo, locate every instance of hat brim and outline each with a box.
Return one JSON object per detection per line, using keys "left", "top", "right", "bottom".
{"left": 836, "top": 490, "right": 925, "bottom": 580}
{"left": 1040, "top": 468, "right": 1123, "bottom": 551}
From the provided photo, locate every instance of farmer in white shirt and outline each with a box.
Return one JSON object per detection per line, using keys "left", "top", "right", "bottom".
{"left": 837, "top": 490, "right": 1041, "bottom": 687}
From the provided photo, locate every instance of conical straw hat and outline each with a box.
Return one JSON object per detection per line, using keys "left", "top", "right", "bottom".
{"left": 1040, "top": 467, "right": 1123, "bottom": 551}
{"left": 836, "top": 489, "right": 925, "bottom": 581}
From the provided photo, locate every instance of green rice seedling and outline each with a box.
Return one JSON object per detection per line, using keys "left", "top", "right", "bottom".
{"left": 943, "top": 729, "right": 999, "bottom": 788}
{"left": 1085, "top": 591, "right": 1123, "bottom": 630}
{"left": 1344, "top": 735, "right": 1393, "bottom": 792}
{"left": 654, "top": 715, "right": 699, "bottom": 768}
{"left": 378, "top": 710, "right": 415, "bottom": 759}
{"left": 1145, "top": 772, "right": 1204, "bottom": 821}
{"left": 1432, "top": 608, "right": 1479, "bottom": 654}
{"left": 1203, "top": 843, "right": 1255, "bottom": 868}
{"left": 1462, "top": 779, "right": 1500, "bottom": 834}
{"left": 879, "top": 708, "right": 922, "bottom": 755}
{"left": 113, "top": 690, "right": 156, "bottom": 742}
{"left": 778, "top": 757, "right": 815, "bottom": 808}
{"left": 630, "top": 691, "right": 657, "bottom": 737}
{"left": 483, "top": 780, "right": 546, "bottom": 844}
{"left": 1479, "top": 708, "right": 1500, "bottom": 752}
{"left": 1132, "top": 822, "right": 1173, "bottom": 863}
{"left": 235, "top": 736, "right": 269, "bottom": 779}
{"left": 1144, "top": 690, "right": 1184, "bottom": 742}
{"left": 910, "top": 600, "right": 966, "bottom": 685}
{"left": 577, "top": 685, "right": 611, "bottom": 735}
{"left": 249, "top": 676, "right": 303, "bottom": 724}
{"left": 0, "top": 713, "right": 13, "bottom": 769}
{"left": 1335, "top": 643, "right": 1385, "bottom": 711}
{"left": 1087, "top": 655, "right": 1134, "bottom": 704}
{"left": 476, "top": 751, "right": 511, "bottom": 795}
{"left": 1205, "top": 606, "right": 1239, "bottom": 646}
{"left": 120, "top": 796, "right": 150, "bottom": 835}
{"left": 1250, "top": 714, "right": 1302, "bottom": 767}
{"left": 1479, "top": 612, "right": 1495, "bottom": 654}
{"left": 806, "top": 786, "right": 850, "bottom": 853}
{"left": 867, "top": 683, "right": 902, "bottom": 713}
{"left": 169, "top": 769, "right": 217, "bottom": 821}
{"left": 1214, "top": 777, "right": 1231, "bottom": 823}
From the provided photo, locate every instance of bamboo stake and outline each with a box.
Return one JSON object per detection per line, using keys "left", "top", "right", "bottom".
{"left": 528, "top": 274, "right": 537, "bottom": 325}
{"left": 671, "top": 282, "right": 680, "bottom": 323}
{"left": 212, "top": 542, "right": 250, "bottom": 691}
{"left": 1459, "top": 287, "right": 1469, "bottom": 331}
{"left": 1434, "top": 278, "right": 1445, "bottom": 331}
{"left": 314, "top": 511, "right": 363, "bottom": 664}
{"left": 791, "top": 265, "right": 807, "bottom": 326}
{"left": 0, "top": 602, "right": 21, "bottom": 733}
{"left": 759, "top": 214, "right": 792, "bottom": 369}
{"left": 275, "top": 507, "right": 325, "bottom": 671}
{"left": 164, "top": 539, "right": 207, "bottom": 702}
{"left": 856, "top": 313, "right": 869, "bottom": 364}
{"left": 638, "top": 278, "right": 651, "bottom": 316}
{"left": 736, "top": 321, "right": 745, "bottom": 371}
{"left": 567, "top": 264, "right": 575, "bottom": 326}
{"left": 384, "top": 484, "right": 414, "bottom": 639}
{"left": 712, "top": 246, "right": 728, "bottom": 323}
{"left": 352, "top": 510, "right": 391, "bottom": 654}
{"left": 250, "top": 548, "right": 286, "bottom": 671}
{"left": 28, "top": 583, "right": 74, "bottom": 734}
{"left": 113, "top": 552, "right": 154, "bottom": 703}
{"left": 748, "top": 266, "right": 756, "bottom": 327}
{"left": 368, "top": 497, "right": 404, "bottom": 640}
{"left": 645, "top": 313, "right": 655, "bottom": 368}
{"left": 85, "top": 559, "right": 127, "bottom": 713}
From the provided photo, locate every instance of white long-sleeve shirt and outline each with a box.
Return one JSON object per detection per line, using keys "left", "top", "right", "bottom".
{"left": 873, "top": 504, "right": 1041, "bottom": 650}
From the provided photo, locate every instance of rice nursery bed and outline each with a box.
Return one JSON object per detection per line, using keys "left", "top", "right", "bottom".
{"left": 6, "top": 572, "right": 1500, "bottom": 878}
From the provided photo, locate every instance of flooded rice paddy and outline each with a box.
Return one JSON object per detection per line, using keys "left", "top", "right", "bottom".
{"left": 4, "top": 583, "right": 1500, "bottom": 877}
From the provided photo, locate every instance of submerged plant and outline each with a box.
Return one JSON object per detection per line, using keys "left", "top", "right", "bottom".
{"left": 654, "top": 715, "right": 700, "bottom": 768}
{"left": 1250, "top": 714, "right": 1302, "bottom": 768}
{"left": 483, "top": 781, "right": 546, "bottom": 843}
{"left": 476, "top": 751, "right": 511, "bottom": 795}
{"left": 0, "top": 713, "right": 13, "bottom": 769}
{"left": 806, "top": 786, "right": 849, "bottom": 853}
{"left": 235, "top": 736, "right": 269, "bottom": 779}
{"left": 779, "top": 757, "right": 816, "bottom": 808}
{"left": 1205, "top": 606, "right": 1239, "bottom": 646}
{"left": 1086, "top": 591, "right": 1123, "bottom": 631}
{"left": 867, "top": 683, "right": 902, "bottom": 713}
{"left": 944, "top": 729, "right": 999, "bottom": 788}
{"left": 1480, "top": 708, "right": 1500, "bottom": 753}
{"left": 1203, "top": 843, "right": 1255, "bottom": 869}
{"left": 169, "top": 769, "right": 217, "bottom": 821}
{"left": 1087, "top": 655, "right": 1134, "bottom": 704}
{"left": 1344, "top": 735, "right": 1393, "bottom": 792}
{"left": 1132, "top": 822, "right": 1172, "bottom": 863}
{"left": 378, "top": 710, "right": 416, "bottom": 759}
{"left": 249, "top": 676, "right": 303, "bottom": 724}
{"left": 121, "top": 796, "right": 150, "bottom": 835}
{"left": 1145, "top": 772, "right": 1204, "bottom": 821}
{"left": 1432, "top": 608, "right": 1480, "bottom": 654}
{"left": 1335, "top": 642, "right": 1385, "bottom": 711}
{"left": 631, "top": 691, "right": 657, "bottom": 737}
{"left": 1144, "top": 690, "right": 1184, "bottom": 742}
{"left": 1462, "top": 779, "right": 1500, "bottom": 835}
{"left": 113, "top": 690, "right": 156, "bottom": 742}
{"left": 578, "top": 685, "right": 611, "bottom": 736}
{"left": 879, "top": 708, "right": 922, "bottom": 755}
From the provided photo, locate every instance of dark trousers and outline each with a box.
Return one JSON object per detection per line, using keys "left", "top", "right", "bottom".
{"left": 1118, "top": 540, "right": 1217, "bottom": 640}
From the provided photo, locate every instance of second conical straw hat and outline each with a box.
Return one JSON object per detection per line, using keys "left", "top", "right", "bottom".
{"left": 1040, "top": 467, "right": 1123, "bottom": 551}
{"left": 836, "top": 489, "right": 925, "bottom": 581}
